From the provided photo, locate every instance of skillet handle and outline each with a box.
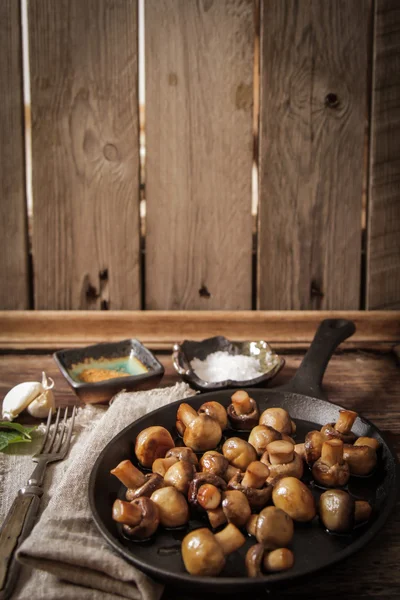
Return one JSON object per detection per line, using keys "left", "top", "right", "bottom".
{"left": 278, "top": 319, "right": 356, "bottom": 399}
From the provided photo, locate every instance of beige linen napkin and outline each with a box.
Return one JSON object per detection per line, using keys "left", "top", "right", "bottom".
{"left": 0, "top": 382, "right": 196, "bottom": 600}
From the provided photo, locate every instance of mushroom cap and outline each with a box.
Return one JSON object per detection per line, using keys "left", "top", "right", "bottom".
{"left": 259, "top": 408, "right": 294, "bottom": 435}
{"left": 164, "top": 460, "right": 196, "bottom": 495}
{"left": 183, "top": 414, "right": 222, "bottom": 452}
{"left": 248, "top": 425, "right": 282, "bottom": 456}
{"left": 200, "top": 451, "right": 229, "bottom": 476}
{"left": 198, "top": 401, "right": 228, "bottom": 430}
{"left": 150, "top": 486, "right": 189, "bottom": 528}
{"left": 152, "top": 456, "right": 179, "bottom": 477}
{"left": 245, "top": 543, "right": 265, "bottom": 577}
{"left": 221, "top": 490, "right": 251, "bottom": 528}
{"left": 304, "top": 430, "right": 325, "bottom": 465}
{"left": 255, "top": 506, "right": 294, "bottom": 549}
{"left": 165, "top": 446, "right": 199, "bottom": 466}
{"left": 319, "top": 489, "right": 355, "bottom": 533}
{"left": 188, "top": 472, "right": 227, "bottom": 509}
{"left": 134, "top": 426, "right": 175, "bottom": 468}
{"left": 342, "top": 444, "right": 377, "bottom": 476}
{"left": 312, "top": 459, "right": 350, "bottom": 488}
{"left": 227, "top": 398, "right": 259, "bottom": 431}
{"left": 272, "top": 477, "right": 316, "bottom": 522}
{"left": 125, "top": 473, "right": 164, "bottom": 501}
{"left": 181, "top": 528, "right": 225, "bottom": 576}
{"left": 121, "top": 497, "right": 160, "bottom": 540}
{"left": 222, "top": 437, "right": 257, "bottom": 471}
{"left": 227, "top": 471, "right": 272, "bottom": 511}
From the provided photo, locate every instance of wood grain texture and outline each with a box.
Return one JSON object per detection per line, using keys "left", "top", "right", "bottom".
{"left": 258, "top": 0, "right": 369, "bottom": 310}
{"left": 0, "top": 1, "right": 29, "bottom": 309}
{"left": 28, "top": 0, "right": 140, "bottom": 309}
{"left": 367, "top": 0, "right": 400, "bottom": 309}
{"left": 145, "top": 0, "right": 254, "bottom": 310}
{"left": 0, "top": 310, "right": 399, "bottom": 350}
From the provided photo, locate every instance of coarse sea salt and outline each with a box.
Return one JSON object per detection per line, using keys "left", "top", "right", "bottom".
{"left": 190, "top": 351, "right": 264, "bottom": 383}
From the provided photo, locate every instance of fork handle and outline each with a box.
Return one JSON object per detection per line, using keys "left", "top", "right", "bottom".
{"left": 0, "top": 493, "right": 41, "bottom": 599}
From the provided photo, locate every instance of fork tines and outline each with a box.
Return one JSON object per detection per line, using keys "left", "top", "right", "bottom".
{"left": 35, "top": 405, "right": 76, "bottom": 458}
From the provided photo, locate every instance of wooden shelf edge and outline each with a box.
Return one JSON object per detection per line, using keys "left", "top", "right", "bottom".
{"left": 0, "top": 310, "right": 399, "bottom": 350}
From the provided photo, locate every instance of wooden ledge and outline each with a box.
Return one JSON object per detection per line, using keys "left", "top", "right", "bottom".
{"left": 0, "top": 311, "right": 399, "bottom": 351}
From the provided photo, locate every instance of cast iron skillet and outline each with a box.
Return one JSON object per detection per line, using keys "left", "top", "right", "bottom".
{"left": 89, "top": 319, "right": 399, "bottom": 592}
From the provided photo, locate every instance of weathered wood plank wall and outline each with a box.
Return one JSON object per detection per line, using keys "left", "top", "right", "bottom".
{"left": 145, "top": 0, "right": 254, "bottom": 309}
{"left": 0, "top": 0, "right": 399, "bottom": 311}
{"left": 367, "top": 0, "right": 400, "bottom": 309}
{"left": 0, "top": 0, "right": 29, "bottom": 309}
{"left": 28, "top": 0, "right": 141, "bottom": 309}
{"left": 258, "top": 0, "right": 370, "bottom": 310}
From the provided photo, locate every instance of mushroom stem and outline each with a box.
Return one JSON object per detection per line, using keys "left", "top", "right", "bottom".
{"left": 214, "top": 523, "right": 246, "bottom": 555}
{"left": 242, "top": 461, "right": 270, "bottom": 489}
{"left": 208, "top": 507, "right": 227, "bottom": 529}
{"left": 152, "top": 456, "right": 178, "bottom": 477}
{"left": 354, "top": 500, "right": 372, "bottom": 523}
{"left": 354, "top": 437, "right": 380, "bottom": 450}
{"left": 267, "top": 440, "right": 294, "bottom": 465}
{"left": 294, "top": 443, "right": 306, "bottom": 460}
{"left": 112, "top": 499, "right": 142, "bottom": 526}
{"left": 335, "top": 410, "right": 357, "bottom": 434}
{"left": 224, "top": 465, "right": 241, "bottom": 482}
{"left": 110, "top": 460, "right": 146, "bottom": 489}
{"left": 231, "top": 390, "right": 252, "bottom": 415}
{"left": 197, "top": 484, "right": 222, "bottom": 510}
{"left": 177, "top": 403, "right": 198, "bottom": 427}
{"left": 321, "top": 439, "right": 344, "bottom": 467}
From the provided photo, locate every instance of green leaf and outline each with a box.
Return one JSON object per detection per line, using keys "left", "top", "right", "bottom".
{"left": 0, "top": 421, "right": 36, "bottom": 439}
{"left": 0, "top": 421, "right": 38, "bottom": 451}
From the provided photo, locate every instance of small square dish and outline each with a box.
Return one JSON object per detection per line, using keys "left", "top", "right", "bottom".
{"left": 172, "top": 335, "right": 284, "bottom": 391}
{"left": 54, "top": 339, "right": 164, "bottom": 404}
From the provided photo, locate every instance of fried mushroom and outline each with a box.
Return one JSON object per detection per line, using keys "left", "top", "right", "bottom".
{"left": 272, "top": 477, "right": 316, "bottom": 522}
{"left": 177, "top": 403, "right": 222, "bottom": 452}
{"left": 227, "top": 391, "right": 259, "bottom": 430}
{"left": 261, "top": 440, "right": 303, "bottom": 482}
{"left": 227, "top": 461, "right": 272, "bottom": 510}
{"left": 198, "top": 401, "right": 228, "bottom": 431}
{"left": 200, "top": 450, "right": 240, "bottom": 482}
{"left": 321, "top": 410, "right": 358, "bottom": 444}
{"left": 248, "top": 425, "right": 282, "bottom": 456}
{"left": 112, "top": 497, "right": 160, "bottom": 540}
{"left": 163, "top": 460, "right": 196, "bottom": 494}
{"left": 150, "top": 486, "right": 189, "bottom": 528}
{"left": 343, "top": 443, "right": 377, "bottom": 476}
{"left": 181, "top": 524, "right": 246, "bottom": 576}
{"left": 222, "top": 437, "right": 257, "bottom": 471}
{"left": 135, "top": 426, "right": 175, "bottom": 468}
{"left": 259, "top": 407, "right": 296, "bottom": 435}
{"left": 312, "top": 439, "right": 350, "bottom": 488}
{"left": 221, "top": 490, "right": 251, "bottom": 528}
{"left": 255, "top": 506, "right": 294, "bottom": 549}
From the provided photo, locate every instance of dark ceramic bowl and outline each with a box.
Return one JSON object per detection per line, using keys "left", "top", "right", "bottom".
{"left": 172, "top": 335, "right": 284, "bottom": 392}
{"left": 53, "top": 339, "right": 164, "bottom": 404}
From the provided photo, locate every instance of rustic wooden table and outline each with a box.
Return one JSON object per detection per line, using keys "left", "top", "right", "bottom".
{"left": 1, "top": 343, "right": 399, "bottom": 599}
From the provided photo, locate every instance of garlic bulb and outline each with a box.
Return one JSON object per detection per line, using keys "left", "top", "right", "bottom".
{"left": 2, "top": 372, "right": 56, "bottom": 421}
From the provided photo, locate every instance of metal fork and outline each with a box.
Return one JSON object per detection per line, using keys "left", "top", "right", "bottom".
{"left": 0, "top": 406, "right": 76, "bottom": 600}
